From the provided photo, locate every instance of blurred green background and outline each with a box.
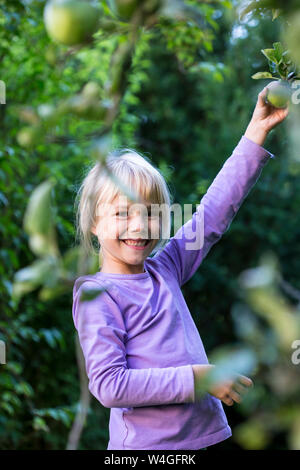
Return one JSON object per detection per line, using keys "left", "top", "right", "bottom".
{"left": 1, "top": 0, "right": 300, "bottom": 450}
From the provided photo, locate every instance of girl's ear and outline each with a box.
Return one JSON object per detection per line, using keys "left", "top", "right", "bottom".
{"left": 91, "top": 225, "right": 97, "bottom": 236}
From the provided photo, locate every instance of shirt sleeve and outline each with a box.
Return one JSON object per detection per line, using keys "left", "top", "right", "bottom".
{"left": 72, "top": 281, "right": 195, "bottom": 409}
{"left": 153, "top": 135, "right": 275, "bottom": 287}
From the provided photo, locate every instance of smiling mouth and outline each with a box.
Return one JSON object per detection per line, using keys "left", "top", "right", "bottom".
{"left": 120, "top": 239, "right": 151, "bottom": 247}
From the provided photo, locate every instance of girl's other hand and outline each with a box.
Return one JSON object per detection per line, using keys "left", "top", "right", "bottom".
{"left": 208, "top": 372, "right": 253, "bottom": 407}
{"left": 192, "top": 364, "right": 253, "bottom": 406}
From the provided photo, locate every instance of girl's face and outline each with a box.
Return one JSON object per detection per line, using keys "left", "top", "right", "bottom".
{"left": 91, "top": 194, "right": 161, "bottom": 274}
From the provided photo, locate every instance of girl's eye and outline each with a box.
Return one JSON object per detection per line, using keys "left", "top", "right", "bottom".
{"left": 116, "top": 210, "right": 159, "bottom": 218}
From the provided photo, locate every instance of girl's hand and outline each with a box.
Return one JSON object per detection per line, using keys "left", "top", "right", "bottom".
{"left": 207, "top": 372, "right": 253, "bottom": 407}
{"left": 192, "top": 364, "right": 253, "bottom": 406}
{"left": 244, "top": 86, "right": 290, "bottom": 147}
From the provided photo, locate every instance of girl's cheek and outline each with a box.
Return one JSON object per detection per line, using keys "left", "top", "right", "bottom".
{"left": 97, "top": 217, "right": 119, "bottom": 240}
{"left": 116, "top": 219, "right": 129, "bottom": 239}
{"left": 149, "top": 219, "right": 161, "bottom": 240}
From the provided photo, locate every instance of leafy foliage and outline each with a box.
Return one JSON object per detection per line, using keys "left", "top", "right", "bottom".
{"left": 1, "top": 0, "right": 300, "bottom": 450}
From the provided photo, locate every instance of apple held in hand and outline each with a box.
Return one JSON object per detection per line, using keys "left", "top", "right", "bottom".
{"left": 44, "top": 0, "right": 101, "bottom": 46}
{"left": 265, "top": 80, "right": 292, "bottom": 109}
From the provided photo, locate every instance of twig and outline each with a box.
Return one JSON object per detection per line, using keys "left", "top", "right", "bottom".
{"left": 66, "top": 333, "right": 91, "bottom": 450}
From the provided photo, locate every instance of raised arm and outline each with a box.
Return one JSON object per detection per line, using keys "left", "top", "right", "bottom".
{"left": 72, "top": 281, "right": 195, "bottom": 408}
{"left": 152, "top": 135, "right": 274, "bottom": 286}
{"left": 152, "top": 87, "right": 289, "bottom": 287}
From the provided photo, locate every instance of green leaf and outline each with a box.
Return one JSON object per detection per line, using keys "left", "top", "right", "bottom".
{"left": 252, "top": 72, "right": 275, "bottom": 80}
{"left": 14, "top": 258, "right": 52, "bottom": 284}
{"left": 261, "top": 48, "right": 278, "bottom": 64}
{"left": 272, "top": 9, "right": 282, "bottom": 21}
{"left": 1, "top": 402, "right": 14, "bottom": 415}
{"left": 40, "top": 329, "right": 57, "bottom": 349}
{"left": 33, "top": 416, "right": 50, "bottom": 432}
{"left": 56, "top": 409, "right": 72, "bottom": 426}
{"left": 278, "top": 61, "right": 289, "bottom": 79}
{"left": 23, "top": 179, "right": 59, "bottom": 257}
{"left": 39, "top": 284, "right": 69, "bottom": 301}
{"left": 24, "top": 179, "right": 55, "bottom": 236}
{"left": 61, "top": 246, "right": 82, "bottom": 277}
{"left": 15, "top": 381, "right": 34, "bottom": 397}
{"left": 5, "top": 362, "right": 23, "bottom": 375}
{"left": 13, "top": 257, "right": 57, "bottom": 300}
{"left": 273, "top": 42, "right": 284, "bottom": 62}
{"left": 28, "top": 233, "right": 59, "bottom": 258}
{"left": 209, "top": 348, "right": 257, "bottom": 383}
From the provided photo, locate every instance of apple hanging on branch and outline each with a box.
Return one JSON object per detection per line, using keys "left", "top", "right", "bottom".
{"left": 43, "top": 0, "right": 102, "bottom": 46}
{"left": 251, "top": 42, "right": 300, "bottom": 108}
{"left": 107, "top": 0, "right": 140, "bottom": 21}
{"left": 107, "top": 0, "right": 162, "bottom": 23}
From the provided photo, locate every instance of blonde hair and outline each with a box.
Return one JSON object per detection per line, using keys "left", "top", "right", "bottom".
{"left": 74, "top": 148, "right": 173, "bottom": 260}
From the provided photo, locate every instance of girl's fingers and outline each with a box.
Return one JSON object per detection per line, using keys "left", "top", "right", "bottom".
{"left": 223, "top": 390, "right": 243, "bottom": 406}
{"left": 258, "top": 86, "right": 269, "bottom": 105}
{"left": 282, "top": 106, "right": 290, "bottom": 117}
{"left": 223, "top": 395, "right": 234, "bottom": 406}
{"left": 233, "top": 382, "right": 248, "bottom": 395}
{"left": 229, "top": 389, "right": 242, "bottom": 404}
{"left": 237, "top": 375, "right": 254, "bottom": 388}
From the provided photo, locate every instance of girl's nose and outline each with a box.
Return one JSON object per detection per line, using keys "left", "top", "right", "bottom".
{"left": 129, "top": 214, "right": 148, "bottom": 235}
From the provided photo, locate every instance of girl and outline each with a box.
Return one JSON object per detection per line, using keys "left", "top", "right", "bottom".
{"left": 72, "top": 86, "right": 289, "bottom": 450}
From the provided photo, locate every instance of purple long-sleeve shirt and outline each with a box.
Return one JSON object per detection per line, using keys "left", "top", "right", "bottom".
{"left": 72, "top": 135, "right": 274, "bottom": 450}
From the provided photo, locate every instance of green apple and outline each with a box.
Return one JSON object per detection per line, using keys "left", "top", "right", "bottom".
{"left": 107, "top": 0, "right": 139, "bottom": 21}
{"left": 107, "top": 0, "right": 161, "bottom": 21}
{"left": 17, "top": 126, "right": 41, "bottom": 148}
{"left": 68, "top": 94, "right": 107, "bottom": 120}
{"left": 265, "top": 80, "right": 291, "bottom": 108}
{"left": 44, "top": 0, "right": 101, "bottom": 46}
